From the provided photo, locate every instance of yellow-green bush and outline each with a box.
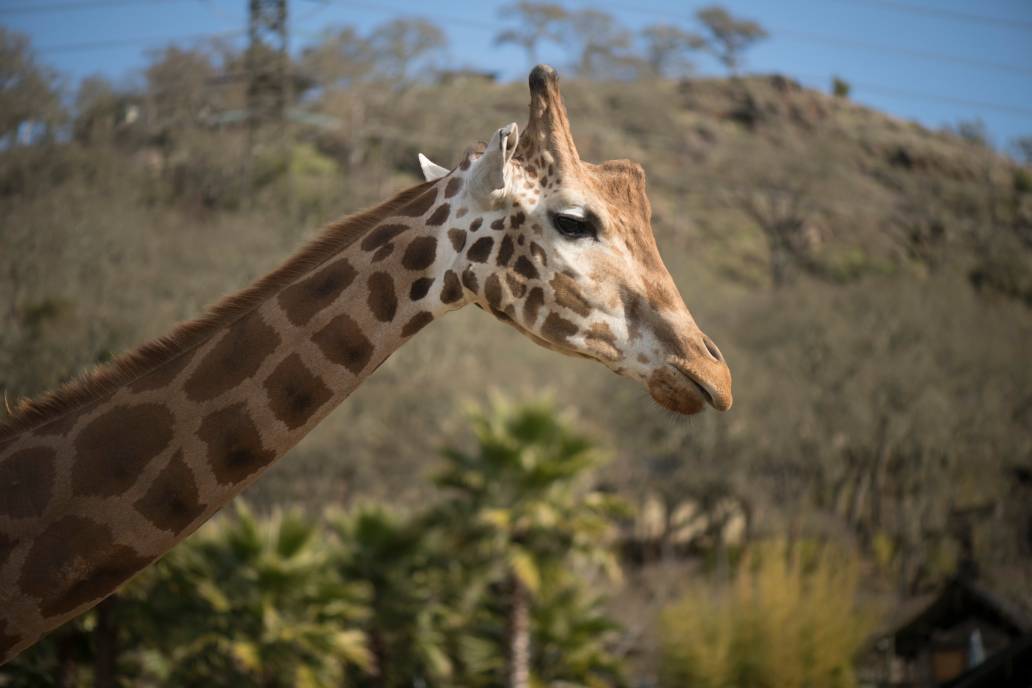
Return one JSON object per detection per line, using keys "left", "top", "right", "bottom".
{"left": 659, "top": 539, "right": 875, "bottom": 688}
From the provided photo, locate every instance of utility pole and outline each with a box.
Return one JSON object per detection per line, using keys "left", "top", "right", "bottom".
{"left": 245, "top": 0, "right": 291, "bottom": 210}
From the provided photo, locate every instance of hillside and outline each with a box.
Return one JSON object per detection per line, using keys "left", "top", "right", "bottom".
{"left": 2, "top": 74, "right": 1030, "bottom": 603}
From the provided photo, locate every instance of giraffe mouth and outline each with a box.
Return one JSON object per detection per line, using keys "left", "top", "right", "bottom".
{"left": 644, "top": 362, "right": 724, "bottom": 416}
{"left": 670, "top": 365, "right": 716, "bottom": 407}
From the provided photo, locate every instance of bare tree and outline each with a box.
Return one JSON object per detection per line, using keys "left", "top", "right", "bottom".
{"left": 0, "top": 27, "right": 62, "bottom": 143}
{"left": 299, "top": 26, "right": 374, "bottom": 90}
{"left": 692, "top": 5, "right": 768, "bottom": 74}
{"left": 641, "top": 24, "right": 702, "bottom": 78}
{"left": 143, "top": 45, "right": 221, "bottom": 136}
{"left": 1009, "top": 136, "right": 1032, "bottom": 166}
{"left": 494, "top": 1, "right": 568, "bottom": 69}
{"left": 566, "top": 9, "right": 641, "bottom": 80}
{"left": 368, "top": 18, "right": 447, "bottom": 83}
{"left": 733, "top": 179, "right": 815, "bottom": 287}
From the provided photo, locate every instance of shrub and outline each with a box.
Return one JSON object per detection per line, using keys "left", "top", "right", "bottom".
{"left": 1014, "top": 167, "right": 1032, "bottom": 194}
{"left": 832, "top": 76, "right": 851, "bottom": 98}
{"left": 659, "top": 538, "right": 876, "bottom": 688}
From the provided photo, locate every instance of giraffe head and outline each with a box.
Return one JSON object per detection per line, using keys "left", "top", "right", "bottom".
{"left": 420, "top": 65, "right": 732, "bottom": 415}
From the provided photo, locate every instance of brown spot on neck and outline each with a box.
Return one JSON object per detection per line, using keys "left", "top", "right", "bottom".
{"left": 541, "top": 312, "right": 578, "bottom": 345}
{"left": 497, "top": 234, "right": 515, "bottom": 267}
{"left": 277, "top": 256, "right": 357, "bottom": 326}
{"left": 398, "top": 187, "right": 438, "bottom": 217}
{"left": 20, "top": 516, "right": 154, "bottom": 618}
{"left": 361, "top": 224, "right": 408, "bottom": 252}
{"left": 183, "top": 312, "right": 281, "bottom": 402}
{"left": 484, "top": 274, "right": 504, "bottom": 312}
{"left": 402, "top": 236, "right": 438, "bottom": 271}
{"left": 523, "top": 287, "right": 545, "bottom": 325}
{"left": 409, "top": 277, "right": 435, "bottom": 301}
{"left": 197, "top": 402, "right": 276, "bottom": 485}
{"left": 133, "top": 451, "right": 206, "bottom": 534}
{"left": 426, "top": 203, "right": 451, "bottom": 226}
{"left": 372, "top": 243, "right": 394, "bottom": 262}
{"left": 444, "top": 176, "right": 463, "bottom": 198}
{"left": 467, "top": 236, "right": 494, "bottom": 263}
{"left": 461, "top": 266, "right": 479, "bottom": 293}
{"left": 514, "top": 255, "right": 539, "bottom": 280}
{"left": 447, "top": 228, "right": 467, "bottom": 252}
{"left": 0, "top": 446, "right": 57, "bottom": 518}
{"left": 73, "top": 404, "right": 175, "bottom": 498}
{"left": 401, "top": 311, "right": 434, "bottom": 337}
{"left": 263, "top": 353, "right": 334, "bottom": 431}
{"left": 441, "top": 270, "right": 464, "bottom": 304}
{"left": 505, "top": 273, "right": 528, "bottom": 299}
{"left": 312, "top": 313, "right": 374, "bottom": 375}
{"left": 367, "top": 273, "right": 398, "bottom": 322}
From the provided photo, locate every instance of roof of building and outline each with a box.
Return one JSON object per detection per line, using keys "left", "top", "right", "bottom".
{"left": 887, "top": 575, "right": 1032, "bottom": 658}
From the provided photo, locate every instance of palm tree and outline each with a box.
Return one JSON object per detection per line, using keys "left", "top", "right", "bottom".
{"left": 329, "top": 504, "right": 457, "bottom": 687}
{"left": 430, "top": 399, "right": 627, "bottom": 688}
{"left": 530, "top": 573, "right": 626, "bottom": 687}
{"left": 127, "top": 503, "right": 374, "bottom": 687}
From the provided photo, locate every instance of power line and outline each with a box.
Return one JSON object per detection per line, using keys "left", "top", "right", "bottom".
{"left": 0, "top": 0, "right": 192, "bottom": 16}
{"left": 36, "top": 30, "right": 244, "bottom": 54}
{"left": 820, "top": 0, "right": 1032, "bottom": 34}
{"left": 23, "top": 0, "right": 1032, "bottom": 122}
{"left": 796, "top": 74, "right": 1032, "bottom": 118}
{"left": 590, "top": 0, "right": 1032, "bottom": 78}
{"left": 324, "top": 0, "right": 1032, "bottom": 118}
{"left": 773, "top": 26, "right": 1032, "bottom": 78}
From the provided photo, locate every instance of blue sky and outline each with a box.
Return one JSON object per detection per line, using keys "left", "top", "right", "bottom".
{"left": 3, "top": 0, "right": 1031, "bottom": 148}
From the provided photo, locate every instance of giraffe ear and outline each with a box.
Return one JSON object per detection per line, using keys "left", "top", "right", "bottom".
{"left": 469, "top": 122, "right": 519, "bottom": 206}
{"left": 418, "top": 153, "right": 449, "bottom": 181}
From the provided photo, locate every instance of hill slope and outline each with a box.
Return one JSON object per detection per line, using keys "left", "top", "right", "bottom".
{"left": 1, "top": 74, "right": 1030, "bottom": 593}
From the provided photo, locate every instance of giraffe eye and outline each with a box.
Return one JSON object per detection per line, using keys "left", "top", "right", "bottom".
{"left": 552, "top": 213, "right": 595, "bottom": 240}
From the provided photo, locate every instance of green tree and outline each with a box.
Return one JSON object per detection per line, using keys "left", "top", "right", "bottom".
{"left": 494, "top": 2, "right": 569, "bottom": 69}
{"left": 691, "top": 5, "right": 768, "bottom": 74}
{"left": 431, "top": 400, "right": 627, "bottom": 688}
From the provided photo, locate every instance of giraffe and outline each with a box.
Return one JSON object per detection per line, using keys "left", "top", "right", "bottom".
{"left": 0, "top": 65, "right": 731, "bottom": 663}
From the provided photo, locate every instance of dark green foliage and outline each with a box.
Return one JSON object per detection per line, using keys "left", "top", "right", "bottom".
{"left": 1014, "top": 167, "right": 1032, "bottom": 194}
{"left": 429, "top": 400, "right": 629, "bottom": 687}
{"left": 0, "top": 404, "right": 627, "bottom": 688}
{"left": 832, "top": 75, "right": 851, "bottom": 98}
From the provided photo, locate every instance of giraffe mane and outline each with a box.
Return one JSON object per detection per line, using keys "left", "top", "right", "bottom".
{"left": 0, "top": 180, "right": 434, "bottom": 443}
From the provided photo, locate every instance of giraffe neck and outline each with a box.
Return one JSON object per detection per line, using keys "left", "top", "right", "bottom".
{"left": 0, "top": 178, "right": 472, "bottom": 662}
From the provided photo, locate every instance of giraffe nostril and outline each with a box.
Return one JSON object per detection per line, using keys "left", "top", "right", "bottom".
{"left": 703, "top": 335, "right": 723, "bottom": 362}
